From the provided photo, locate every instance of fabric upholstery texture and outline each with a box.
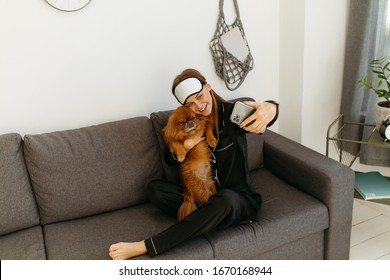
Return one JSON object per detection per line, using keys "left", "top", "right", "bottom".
{"left": 251, "top": 232, "right": 324, "bottom": 260}
{"left": 150, "top": 110, "right": 180, "bottom": 182}
{"left": 0, "top": 111, "right": 354, "bottom": 260}
{"left": 263, "top": 130, "right": 355, "bottom": 260}
{"left": 246, "top": 132, "right": 264, "bottom": 171}
{"left": 43, "top": 203, "right": 212, "bottom": 260}
{"left": 0, "top": 133, "right": 40, "bottom": 235}
{"left": 23, "top": 117, "right": 163, "bottom": 225}
{"left": 205, "top": 168, "right": 328, "bottom": 259}
{"left": 0, "top": 226, "right": 46, "bottom": 260}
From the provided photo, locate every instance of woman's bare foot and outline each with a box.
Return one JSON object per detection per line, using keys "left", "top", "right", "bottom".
{"left": 109, "top": 241, "right": 147, "bottom": 260}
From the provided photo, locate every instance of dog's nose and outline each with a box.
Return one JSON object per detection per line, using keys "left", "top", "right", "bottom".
{"left": 184, "top": 120, "right": 197, "bottom": 133}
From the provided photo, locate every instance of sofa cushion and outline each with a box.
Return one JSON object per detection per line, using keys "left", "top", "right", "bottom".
{"left": 205, "top": 168, "right": 329, "bottom": 259}
{"left": 43, "top": 203, "right": 213, "bottom": 259}
{"left": 23, "top": 117, "right": 163, "bottom": 225}
{"left": 0, "top": 226, "right": 46, "bottom": 260}
{"left": 150, "top": 110, "right": 180, "bottom": 183}
{"left": 246, "top": 133, "right": 264, "bottom": 171}
{"left": 253, "top": 232, "right": 324, "bottom": 260}
{"left": 229, "top": 97, "right": 264, "bottom": 171}
{"left": 0, "top": 133, "right": 40, "bottom": 235}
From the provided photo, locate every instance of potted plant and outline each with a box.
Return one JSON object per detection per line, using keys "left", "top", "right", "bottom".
{"left": 357, "top": 56, "right": 390, "bottom": 130}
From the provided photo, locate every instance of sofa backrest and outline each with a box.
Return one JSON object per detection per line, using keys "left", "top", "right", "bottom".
{"left": 23, "top": 117, "right": 163, "bottom": 225}
{"left": 150, "top": 110, "right": 180, "bottom": 182}
{"left": 246, "top": 132, "right": 264, "bottom": 171}
{"left": 0, "top": 133, "right": 41, "bottom": 235}
{"left": 228, "top": 97, "right": 264, "bottom": 171}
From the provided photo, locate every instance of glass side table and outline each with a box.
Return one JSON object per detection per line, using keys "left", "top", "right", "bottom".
{"left": 326, "top": 114, "right": 390, "bottom": 167}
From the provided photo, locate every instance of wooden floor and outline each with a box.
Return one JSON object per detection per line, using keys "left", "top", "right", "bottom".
{"left": 350, "top": 198, "right": 390, "bottom": 259}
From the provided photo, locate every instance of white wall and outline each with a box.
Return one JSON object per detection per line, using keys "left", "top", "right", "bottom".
{"left": 0, "top": 0, "right": 279, "bottom": 135}
{"left": 302, "top": 0, "right": 350, "bottom": 153}
{"left": 0, "top": 0, "right": 362, "bottom": 168}
{"left": 278, "top": 0, "right": 350, "bottom": 154}
{"left": 279, "top": 0, "right": 305, "bottom": 143}
{"left": 279, "top": 0, "right": 390, "bottom": 176}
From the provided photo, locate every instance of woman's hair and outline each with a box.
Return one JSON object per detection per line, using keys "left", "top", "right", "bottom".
{"left": 172, "top": 68, "right": 226, "bottom": 137}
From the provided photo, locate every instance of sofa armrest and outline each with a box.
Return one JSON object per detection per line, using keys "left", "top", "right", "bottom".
{"left": 263, "top": 130, "right": 355, "bottom": 260}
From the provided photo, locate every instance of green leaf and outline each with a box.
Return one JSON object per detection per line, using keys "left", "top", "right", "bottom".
{"left": 358, "top": 57, "right": 390, "bottom": 100}
{"left": 384, "top": 61, "right": 390, "bottom": 70}
{"left": 369, "top": 77, "right": 374, "bottom": 87}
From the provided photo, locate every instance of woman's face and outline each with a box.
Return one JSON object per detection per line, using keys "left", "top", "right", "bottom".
{"left": 184, "top": 83, "right": 213, "bottom": 117}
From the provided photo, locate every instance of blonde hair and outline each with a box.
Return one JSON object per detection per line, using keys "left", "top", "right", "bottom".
{"left": 172, "top": 68, "right": 226, "bottom": 138}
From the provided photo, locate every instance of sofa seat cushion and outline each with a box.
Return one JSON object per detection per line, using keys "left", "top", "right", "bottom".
{"left": 23, "top": 117, "right": 163, "bottom": 225}
{"left": 206, "top": 168, "right": 329, "bottom": 259}
{"left": 0, "top": 133, "right": 40, "bottom": 236}
{"left": 0, "top": 226, "right": 46, "bottom": 260}
{"left": 252, "top": 231, "right": 324, "bottom": 260}
{"left": 43, "top": 202, "right": 213, "bottom": 260}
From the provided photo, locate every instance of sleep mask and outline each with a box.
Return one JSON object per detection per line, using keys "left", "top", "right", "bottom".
{"left": 173, "top": 77, "right": 205, "bottom": 105}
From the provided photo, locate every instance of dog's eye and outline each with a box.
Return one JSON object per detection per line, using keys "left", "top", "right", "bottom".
{"left": 179, "top": 117, "right": 197, "bottom": 126}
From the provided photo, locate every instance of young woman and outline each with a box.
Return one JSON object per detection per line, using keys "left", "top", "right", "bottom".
{"left": 109, "top": 68, "right": 279, "bottom": 260}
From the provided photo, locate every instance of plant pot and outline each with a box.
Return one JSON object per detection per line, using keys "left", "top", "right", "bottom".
{"left": 375, "top": 101, "right": 390, "bottom": 130}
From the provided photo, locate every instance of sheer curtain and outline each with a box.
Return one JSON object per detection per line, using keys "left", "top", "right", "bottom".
{"left": 340, "top": 0, "right": 390, "bottom": 166}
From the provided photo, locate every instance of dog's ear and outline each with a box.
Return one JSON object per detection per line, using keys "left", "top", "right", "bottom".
{"left": 162, "top": 115, "right": 178, "bottom": 145}
{"left": 162, "top": 110, "right": 188, "bottom": 162}
{"left": 163, "top": 122, "right": 187, "bottom": 162}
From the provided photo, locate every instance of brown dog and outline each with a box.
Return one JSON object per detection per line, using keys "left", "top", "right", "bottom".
{"left": 163, "top": 106, "right": 217, "bottom": 221}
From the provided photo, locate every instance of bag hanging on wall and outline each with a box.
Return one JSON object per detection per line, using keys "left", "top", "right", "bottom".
{"left": 209, "top": 0, "right": 254, "bottom": 91}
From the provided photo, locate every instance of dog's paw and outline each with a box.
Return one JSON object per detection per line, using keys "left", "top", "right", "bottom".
{"left": 207, "top": 136, "right": 217, "bottom": 148}
{"left": 175, "top": 151, "right": 186, "bottom": 162}
{"left": 177, "top": 201, "right": 197, "bottom": 221}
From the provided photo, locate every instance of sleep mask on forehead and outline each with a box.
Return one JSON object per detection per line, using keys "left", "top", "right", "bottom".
{"left": 173, "top": 77, "right": 205, "bottom": 105}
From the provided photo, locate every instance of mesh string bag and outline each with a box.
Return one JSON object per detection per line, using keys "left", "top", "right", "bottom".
{"left": 209, "top": 0, "right": 254, "bottom": 91}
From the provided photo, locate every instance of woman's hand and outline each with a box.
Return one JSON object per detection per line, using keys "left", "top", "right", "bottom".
{"left": 183, "top": 134, "right": 205, "bottom": 152}
{"left": 240, "top": 101, "right": 277, "bottom": 134}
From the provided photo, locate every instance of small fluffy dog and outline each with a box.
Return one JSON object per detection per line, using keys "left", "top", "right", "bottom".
{"left": 163, "top": 106, "right": 217, "bottom": 221}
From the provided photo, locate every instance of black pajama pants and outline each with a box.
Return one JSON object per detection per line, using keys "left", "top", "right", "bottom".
{"left": 144, "top": 179, "right": 259, "bottom": 257}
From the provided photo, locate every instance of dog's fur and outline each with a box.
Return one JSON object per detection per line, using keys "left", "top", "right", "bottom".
{"left": 163, "top": 106, "right": 217, "bottom": 221}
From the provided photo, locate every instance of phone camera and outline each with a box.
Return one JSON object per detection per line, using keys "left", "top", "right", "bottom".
{"left": 233, "top": 115, "right": 240, "bottom": 123}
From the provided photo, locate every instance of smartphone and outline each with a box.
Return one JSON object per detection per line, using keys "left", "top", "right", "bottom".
{"left": 230, "top": 101, "right": 255, "bottom": 126}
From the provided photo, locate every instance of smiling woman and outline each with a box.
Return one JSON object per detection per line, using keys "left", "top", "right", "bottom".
{"left": 44, "top": 0, "right": 92, "bottom": 12}
{"left": 108, "top": 68, "right": 279, "bottom": 260}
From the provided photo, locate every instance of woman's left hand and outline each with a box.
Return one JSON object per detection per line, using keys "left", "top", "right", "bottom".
{"left": 240, "top": 101, "right": 277, "bottom": 134}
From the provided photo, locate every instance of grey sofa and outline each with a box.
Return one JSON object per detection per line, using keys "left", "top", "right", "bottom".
{"left": 0, "top": 107, "right": 355, "bottom": 260}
